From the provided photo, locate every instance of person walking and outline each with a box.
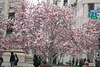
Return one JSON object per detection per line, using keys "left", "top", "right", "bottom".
{"left": 72, "top": 58, "right": 75, "bottom": 66}
{"left": 0, "top": 55, "right": 3, "bottom": 67}
{"left": 40, "top": 60, "right": 49, "bottom": 67}
{"left": 68, "top": 60, "right": 71, "bottom": 66}
{"left": 76, "top": 59, "right": 78, "bottom": 66}
{"left": 96, "top": 54, "right": 100, "bottom": 67}
{"left": 83, "top": 58, "right": 86, "bottom": 65}
{"left": 14, "top": 53, "right": 19, "bottom": 66}
{"left": 33, "top": 53, "right": 41, "bottom": 67}
{"left": 79, "top": 59, "right": 83, "bottom": 67}
{"left": 10, "top": 52, "right": 15, "bottom": 67}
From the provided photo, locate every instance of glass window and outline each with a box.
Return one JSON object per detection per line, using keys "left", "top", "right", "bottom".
{"left": 8, "top": 12, "right": 15, "bottom": 20}
{"left": 9, "top": 6, "right": 13, "bottom": 9}
{"left": 88, "top": 3, "right": 94, "bottom": 12}
{"left": 99, "top": 36, "right": 100, "bottom": 44}
{"left": 64, "top": 0, "right": 68, "bottom": 6}
{"left": 98, "top": 36, "right": 100, "bottom": 49}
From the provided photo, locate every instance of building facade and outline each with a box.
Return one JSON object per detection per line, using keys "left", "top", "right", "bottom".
{"left": 75, "top": 0, "right": 100, "bottom": 27}
{"left": 0, "top": 0, "right": 21, "bottom": 19}
{"left": 0, "top": 0, "right": 21, "bottom": 36}
{"left": 45, "top": 0, "right": 76, "bottom": 6}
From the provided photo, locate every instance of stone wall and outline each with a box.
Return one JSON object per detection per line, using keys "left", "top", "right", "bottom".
{"left": 2, "top": 50, "right": 33, "bottom": 67}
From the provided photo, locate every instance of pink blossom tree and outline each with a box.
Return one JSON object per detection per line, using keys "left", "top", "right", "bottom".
{"left": 1, "top": 0, "right": 100, "bottom": 64}
{"left": 0, "top": 0, "right": 31, "bottom": 50}
{"left": 72, "top": 19, "right": 100, "bottom": 56}
{"left": 0, "top": 2, "right": 3, "bottom": 54}
{"left": 0, "top": 2, "right": 4, "bottom": 39}
{"left": 0, "top": 0, "right": 75, "bottom": 64}
{"left": 0, "top": 2, "right": 5, "bottom": 51}
{"left": 28, "top": 2, "right": 75, "bottom": 64}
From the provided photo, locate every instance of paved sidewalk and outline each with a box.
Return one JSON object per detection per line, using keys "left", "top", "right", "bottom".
{"left": 53, "top": 66, "right": 65, "bottom": 67}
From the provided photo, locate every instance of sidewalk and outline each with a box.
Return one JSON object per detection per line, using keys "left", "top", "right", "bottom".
{"left": 53, "top": 66, "right": 65, "bottom": 67}
{"left": 2, "top": 62, "right": 33, "bottom": 67}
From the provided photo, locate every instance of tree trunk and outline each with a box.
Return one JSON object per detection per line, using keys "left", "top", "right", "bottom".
{"left": 48, "top": 53, "right": 53, "bottom": 65}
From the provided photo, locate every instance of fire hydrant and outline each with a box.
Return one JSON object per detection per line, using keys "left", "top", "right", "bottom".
{"left": 65, "top": 62, "right": 69, "bottom": 67}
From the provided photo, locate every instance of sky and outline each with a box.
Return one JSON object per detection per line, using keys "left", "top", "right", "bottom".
{"left": 26, "top": 0, "right": 43, "bottom": 5}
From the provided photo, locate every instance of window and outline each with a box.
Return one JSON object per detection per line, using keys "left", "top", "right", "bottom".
{"left": 3, "top": 3, "right": 5, "bottom": 10}
{"left": 6, "top": 24, "right": 13, "bottom": 35}
{"left": 8, "top": 12, "right": 15, "bottom": 20}
{"left": 2, "top": 14, "right": 4, "bottom": 18}
{"left": 9, "top": 6, "right": 13, "bottom": 9}
{"left": 88, "top": 3, "right": 94, "bottom": 12}
{"left": 99, "top": 36, "right": 100, "bottom": 49}
{"left": 99, "top": 36, "right": 100, "bottom": 43}
{"left": 64, "top": 0, "right": 68, "bottom": 6}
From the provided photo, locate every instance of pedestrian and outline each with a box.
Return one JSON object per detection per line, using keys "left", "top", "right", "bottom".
{"left": 83, "top": 58, "right": 86, "bottom": 65}
{"left": 96, "top": 54, "right": 100, "bottom": 67}
{"left": 79, "top": 59, "right": 83, "bottom": 67}
{"left": 68, "top": 60, "right": 71, "bottom": 66}
{"left": 14, "top": 53, "right": 19, "bottom": 66}
{"left": 33, "top": 53, "right": 41, "bottom": 67}
{"left": 76, "top": 58, "right": 78, "bottom": 66}
{"left": 0, "top": 55, "right": 3, "bottom": 67}
{"left": 40, "top": 60, "right": 49, "bottom": 67}
{"left": 95, "top": 59, "right": 97, "bottom": 67}
{"left": 87, "top": 59, "right": 90, "bottom": 63}
{"left": 83, "top": 61, "right": 90, "bottom": 67}
{"left": 72, "top": 57, "right": 74, "bottom": 66}
{"left": 10, "top": 52, "right": 15, "bottom": 67}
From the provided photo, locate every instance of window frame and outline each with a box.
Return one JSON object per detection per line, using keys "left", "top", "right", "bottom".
{"left": 88, "top": 3, "right": 94, "bottom": 12}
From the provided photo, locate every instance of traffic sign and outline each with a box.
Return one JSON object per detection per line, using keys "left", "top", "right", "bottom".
{"left": 91, "top": 16, "right": 98, "bottom": 19}
{"left": 97, "top": 8, "right": 100, "bottom": 13}
{"left": 88, "top": 12, "right": 92, "bottom": 17}
{"left": 90, "top": 10, "right": 98, "bottom": 13}
{"left": 88, "top": 12, "right": 98, "bottom": 19}
{"left": 97, "top": 13, "right": 100, "bottom": 17}
{"left": 88, "top": 8, "right": 100, "bottom": 19}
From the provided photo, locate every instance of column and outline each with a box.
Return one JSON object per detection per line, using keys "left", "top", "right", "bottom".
{"left": 83, "top": 3, "right": 88, "bottom": 22}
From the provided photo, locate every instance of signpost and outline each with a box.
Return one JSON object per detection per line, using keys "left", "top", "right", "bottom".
{"left": 90, "top": 10, "right": 98, "bottom": 13}
{"left": 88, "top": 12, "right": 98, "bottom": 19}
{"left": 88, "top": 8, "right": 100, "bottom": 19}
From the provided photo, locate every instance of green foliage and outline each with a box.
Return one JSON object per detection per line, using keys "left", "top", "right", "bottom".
{"left": 69, "top": 66, "right": 79, "bottom": 67}
{"left": 53, "top": 64, "right": 65, "bottom": 66}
